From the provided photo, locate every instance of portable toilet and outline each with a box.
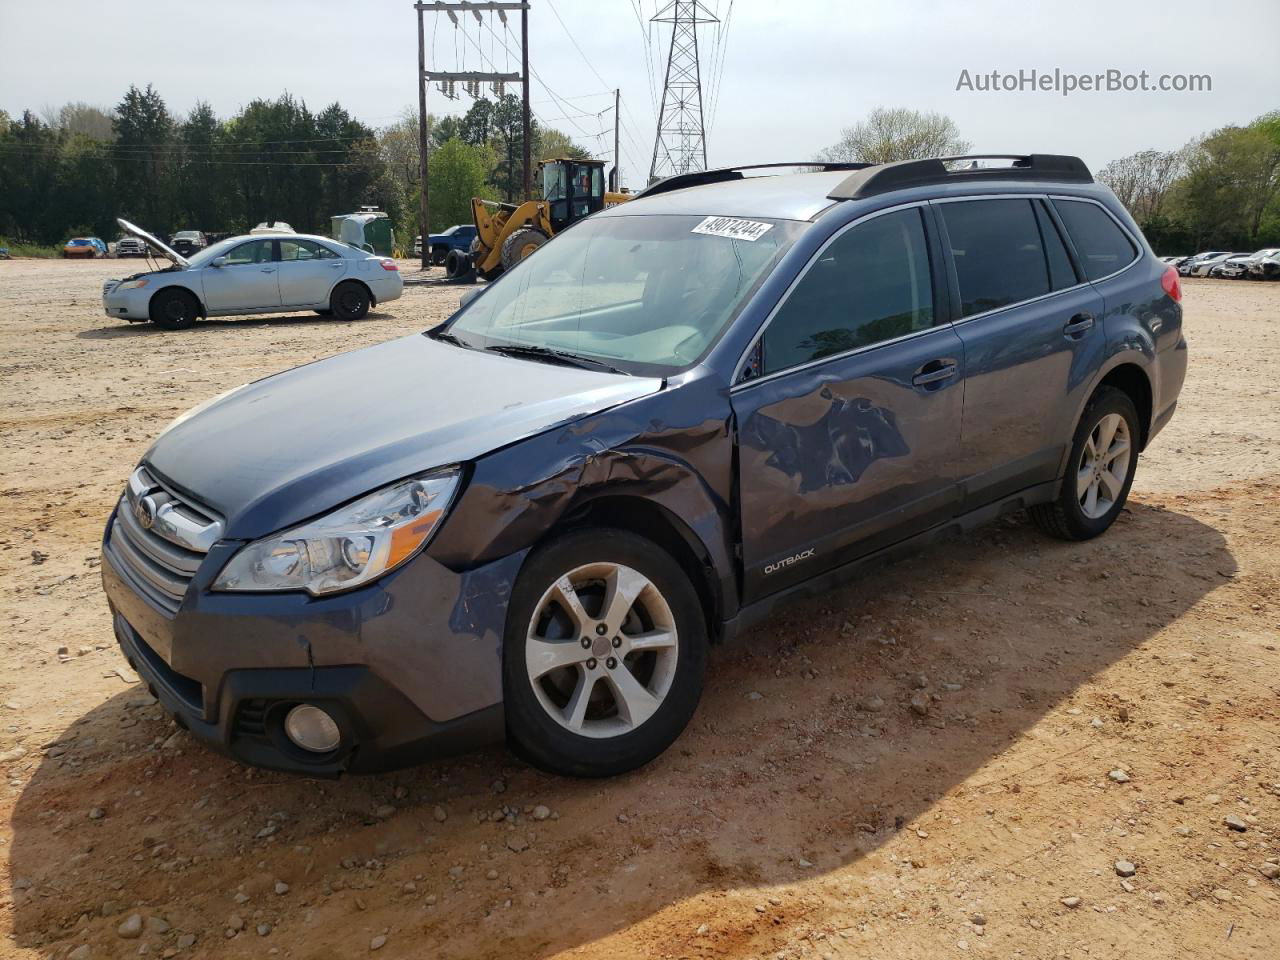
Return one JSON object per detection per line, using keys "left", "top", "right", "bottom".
{"left": 331, "top": 207, "right": 395, "bottom": 257}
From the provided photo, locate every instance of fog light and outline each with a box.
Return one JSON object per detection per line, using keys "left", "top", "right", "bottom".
{"left": 283, "top": 704, "right": 341, "bottom": 753}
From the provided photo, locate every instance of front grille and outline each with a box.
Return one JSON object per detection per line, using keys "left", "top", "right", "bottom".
{"left": 104, "top": 467, "right": 222, "bottom": 617}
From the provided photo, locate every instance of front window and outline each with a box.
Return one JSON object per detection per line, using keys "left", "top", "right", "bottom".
{"left": 543, "top": 163, "right": 567, "bottom": 202}
{"left": 222, "top": 239, "right": 274, "bottom": 266}
{"left": 443, "top": 214, "right": 802, "bottom": 375}
{"left": 186, "top": 237, "right": 242, "bottom": 267}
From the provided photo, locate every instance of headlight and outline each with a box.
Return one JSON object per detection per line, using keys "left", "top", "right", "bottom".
{"left": 116, "top": 278, "right": 149, "bottom": 290}
{"left": 212, "top": 471, "right": 460, "bottom": 595}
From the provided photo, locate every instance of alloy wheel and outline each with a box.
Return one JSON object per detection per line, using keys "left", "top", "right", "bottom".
{"left": 525, "top": 562, "right": 679, "bottom": 739}
{"left": 1076, "top": 413, "right": 1131, "bottom": 519}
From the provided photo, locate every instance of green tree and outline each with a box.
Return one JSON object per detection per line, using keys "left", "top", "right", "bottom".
{"left": 490, "top": 93, "right": 535, "bottom": 201}
{"left": 1172, "top": 120, "right": 1280, "bottom": 248}
{"left": 426, "top": 138, "right": 492, "bottom": 232}
{"left": 536, "top": 128, "right": 590, "bottom": 163}
{"left": 458, "top": 98, "right": 494, "bottom": 147}
{"left": 113, "top": 84, "right": 175, "bottom": 231}
{"left": 176, "top": 102, "right": 226, "bottom": 231}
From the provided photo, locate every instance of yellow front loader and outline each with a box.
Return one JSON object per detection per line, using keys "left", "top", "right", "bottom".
{"left": 444, "top": 157, "right": 629, "bottom": 281}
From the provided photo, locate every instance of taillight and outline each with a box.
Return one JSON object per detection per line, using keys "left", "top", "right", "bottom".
{"left": 1161, "top": 265, "right": 1181, "bottom": 303}
{"left": 380, "top": 260, "right": 399, "bottom": 272}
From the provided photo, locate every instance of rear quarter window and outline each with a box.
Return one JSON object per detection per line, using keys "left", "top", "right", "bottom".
{"left": 1053, "top": 199, "right": 1138, "bottom": 281}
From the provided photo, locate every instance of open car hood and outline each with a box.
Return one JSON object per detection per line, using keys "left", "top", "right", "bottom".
{"left": 116, "top": 217, "right": 188, "bottom": 267}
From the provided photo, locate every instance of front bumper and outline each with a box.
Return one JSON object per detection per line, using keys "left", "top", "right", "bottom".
{"left": 101, "top": 500, "right": 519, "bottom": 774}
{"left": 102, "top": 284, "right": 150, "bottom": 321}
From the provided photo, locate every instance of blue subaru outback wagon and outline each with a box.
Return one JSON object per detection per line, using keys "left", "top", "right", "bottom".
{"left": 101, "top": 155, "right": 1187, "bottom": 777}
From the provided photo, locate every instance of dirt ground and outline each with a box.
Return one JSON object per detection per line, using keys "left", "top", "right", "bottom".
{"left": 0, "top": 258, "right": 1277, "bottom": 960}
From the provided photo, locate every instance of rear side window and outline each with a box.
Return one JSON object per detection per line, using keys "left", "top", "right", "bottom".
{"left": 940, "top": 199, "right": 1052, "bottom": 317}
{"left": 762, "top": 208, "right": 934, "bottom": 374}
{"left": 1053, "top": 199, "right": 1137, "bottom": 281}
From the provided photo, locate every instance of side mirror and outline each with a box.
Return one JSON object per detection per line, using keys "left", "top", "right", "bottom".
{"left": 459, "top": 287, "right": 483, "bottom": 309}
{"left": 211, "top": 256, "right": 227, "bottom": 268}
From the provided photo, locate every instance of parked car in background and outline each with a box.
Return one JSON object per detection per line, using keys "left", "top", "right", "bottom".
{"left": 63, "top": 236, "right": 107, "bottom": 258}
{"left": 1247, "top": 250, "right": 1280, "bottom": 280}
{"left": 115, "top": 236, "right": 148, "bottom": 258}
{"left": 1177, "top": 251, "right": 1228, "bottom": 276}
{"left": 415, "top": 224, "right": 478, "bottom": 263}
{"left": 1158, "top": 255, "right": 1188, "bottom": 268}
{"left": 98, "top": 154, "right": 1185, "bottom": 777}
{"left": 1187, "top": 252, "right": 1235, "bottom": 277}
{"left": 169, "top": 231, "right": 207, "bottom": 258}
{"left": 1209, "top": 254, "right": 1254, "bottom": 278}
{"left": 1235, "top": 247, "right": 1280, "bottom": 279}
{"left": 102, "top": 218, "right": 402, "bottom": 329}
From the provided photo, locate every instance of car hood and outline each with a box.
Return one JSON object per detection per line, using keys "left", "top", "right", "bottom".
{"left": 117, "top": 217, "right": 188, "bottom": 266}
{"left": 145, "top": 334, "right": 663, "bottom": 540}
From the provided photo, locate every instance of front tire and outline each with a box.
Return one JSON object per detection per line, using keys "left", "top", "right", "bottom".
{"left": 1030, "top": 386, "right": 1139, "bottom": 541}
{"left": 148, "top": 288, "right": 200, "bottom": 330}
{"left": 500, "top": 227, "right": 548, "bottom": 271}
{"left": 329, "top": 281, "right": 370, "bottom": 321}
{"left": 502, "top": 529, "right": 707, "bottom": 777}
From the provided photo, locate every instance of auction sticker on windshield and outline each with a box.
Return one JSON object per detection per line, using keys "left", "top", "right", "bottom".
{"left": 691, "top": 216, "right": 774, "bottom": 242}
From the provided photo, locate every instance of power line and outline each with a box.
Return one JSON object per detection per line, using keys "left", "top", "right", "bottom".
{"left": 544, "top": 0, "right": 612, "bottom": 92}
{"left": 706, "top": 0, "right": 735, "bottom": 134}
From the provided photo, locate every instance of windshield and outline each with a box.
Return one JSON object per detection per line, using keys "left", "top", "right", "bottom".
{"left": 444, "top": 213, "right": 802, "bottom": 375}
{"left": 174, "top": 231, "right": 200, "bottom": 241}
{"left": 185, "top": 237, "right": 244, "bottom": 268}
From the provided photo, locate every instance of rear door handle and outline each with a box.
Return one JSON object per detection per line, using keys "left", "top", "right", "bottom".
{"left": 911, "top": 358, "right": 959, "bottom": 388}
{"left": 1063, "top": 313, "right": 1094, "bottom": 338}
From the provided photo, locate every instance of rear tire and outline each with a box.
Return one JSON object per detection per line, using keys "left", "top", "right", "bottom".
{"left": 148, "top": 288, "right": 200, "bottom": 330}
{"left": 502, "top": 529, "right": 707, "bottom": 778}
{"left": 329, "top": 281, "right": 370, "bottom": 321}
{"left": 1030, "top": 386, "right": 1140, "bottom": 541}
{"left": 500, "top": 227, "right": 549, "bottom": 271}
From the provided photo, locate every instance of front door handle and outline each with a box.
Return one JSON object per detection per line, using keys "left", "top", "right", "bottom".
{"left": 911, "top": 358, "right": 959, "bottom": 388}
{"left": 261, "top": 267, "right": 276, "bottom": 274}
{"left": 1063, "top": 313, "right": 1095, "bottom": 338}
{"left": 329, "top": 263, "right": 345, "bottom": 269}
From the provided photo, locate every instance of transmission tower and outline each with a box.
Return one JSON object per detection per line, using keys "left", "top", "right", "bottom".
{"left": 648, "top": 0, "right": 719, "bottom": 182}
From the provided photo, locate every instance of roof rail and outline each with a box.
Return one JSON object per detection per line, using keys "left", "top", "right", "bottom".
{"left": 633, "top": 162, "right": 872, "bottom": 201}
{"left": 827, "top": 154, "right": 1092, "bottom": 201}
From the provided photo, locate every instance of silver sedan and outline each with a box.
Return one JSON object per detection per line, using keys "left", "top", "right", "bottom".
{"left": 102, "top": 219, "right": 403, "bottom": 330}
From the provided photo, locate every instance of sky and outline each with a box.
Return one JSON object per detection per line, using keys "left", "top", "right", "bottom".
{"left": 2, "top": 0, "right": 1277, "bottom": 191}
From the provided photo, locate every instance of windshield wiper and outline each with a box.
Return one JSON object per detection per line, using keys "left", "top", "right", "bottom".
{"left": 484, "top": 343, "right": 628, "bottom": 375}
{"left": 429, "top": 329, "right": 472, "bottom": 349}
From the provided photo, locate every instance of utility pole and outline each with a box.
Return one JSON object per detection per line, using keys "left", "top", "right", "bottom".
{"left": 521, "top": 4, "right": 532, "bottom": 200}
{"left": 413, "top": 1, "right": 532, "bottom": 256}
{"left": 416, "top": 2, "right": 430, "bottom": 270}
{"left": 648, "top": 0, "right": 718, "bottom": 182}
{"left": 612, "top": 88, "right": 621, "bottom": 191}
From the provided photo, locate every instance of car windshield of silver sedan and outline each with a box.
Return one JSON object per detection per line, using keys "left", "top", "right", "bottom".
{"left": 184, "top": 238, "right": 243, "bottom": 268}
{"left": 442, "top": 214, "right": 802, "bottom": 375}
